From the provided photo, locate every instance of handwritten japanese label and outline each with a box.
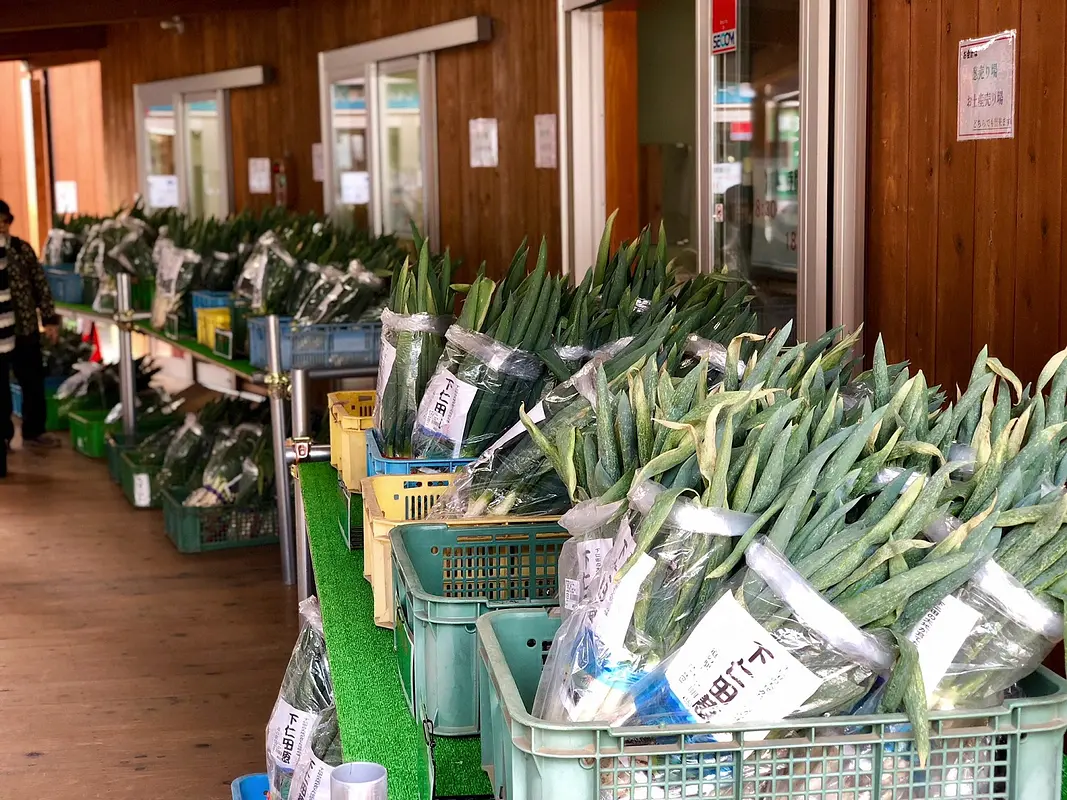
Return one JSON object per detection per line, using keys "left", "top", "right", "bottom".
{"left": 958, "top": 30, "right": 1016, "bottom": 141}
{"left": 665, "top": 592, "right": 822, "bottom": 726}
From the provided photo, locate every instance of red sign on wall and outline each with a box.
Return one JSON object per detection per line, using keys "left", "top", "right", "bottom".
{"left": 712, "top": 0, "right": 738, "bottom": 55}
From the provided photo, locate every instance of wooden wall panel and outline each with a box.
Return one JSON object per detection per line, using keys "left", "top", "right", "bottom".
{"left": 97, "top": 0, "right": 560, "bottom": 281}
{"left": 48, "top": 61, "right": 109, "bottom": 216}
{"left": 603, "top": 7, "right": 640, "bottom": 246}
{"left": 868, "top": 0, "right": 1067, "bottom": 388}
{"left": 0, "top": 61, "right": 32, "bottom": 243}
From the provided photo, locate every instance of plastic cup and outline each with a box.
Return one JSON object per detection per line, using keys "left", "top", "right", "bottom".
{"left": 330, "top": 762, "right": 387, "bottom": 800}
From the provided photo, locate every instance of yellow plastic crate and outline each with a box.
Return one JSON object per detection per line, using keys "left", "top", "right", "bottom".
{"left": 196, "top": 307, "right": 232, "bottom": 349}
{"left": 362, "top": 473, "right": 456, "bottom": 629}
{"left": 329, "top": 390, "right": 377, "bottom": 485}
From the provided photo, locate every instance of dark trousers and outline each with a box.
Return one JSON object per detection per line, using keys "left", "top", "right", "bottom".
{"left": 0, "top": 334, "right": 46, "bottom": 442}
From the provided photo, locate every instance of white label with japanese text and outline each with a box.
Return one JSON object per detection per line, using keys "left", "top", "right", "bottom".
{"left": 909, "top": 595, "right": 981, "bottom": 700}
{"left": 482, "top": 401, "right": 545, "bottom": 459}
{"left": 133, "top": 474, "right": 152, "bottom": 508}
{"left": 417, "top": 370, "right": 478, "bottom": 456}
{"left": 266, "top": 699, "right": 318, "bottom": 772}
{"left": 665, "top": 592, "right": 822, "bottom": 726}
{"left": 957, "top": 30, "right": 1016, "bottom": 141}
{"left": 590, "top": 553, "right": 654, "bottom": 653}
{"left": 563, "top": 578, "right": 582, "bottom": 611}
{"left": 292, "top": 754, "right": 333, "bottom": 800}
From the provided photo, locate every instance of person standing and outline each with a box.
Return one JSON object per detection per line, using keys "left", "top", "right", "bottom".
{"left": 0, "top": 200, "right": 61, "bottom": 451}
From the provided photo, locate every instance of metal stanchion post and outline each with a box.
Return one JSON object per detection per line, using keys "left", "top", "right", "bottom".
{"left": 266, "top": 315, "right": 296, "bottom": 586}
{"left": 290, "top": 367, "right": 313, "bottom": 597}
{"left": 116, "top": 273, "right": 137, "bottom": 440}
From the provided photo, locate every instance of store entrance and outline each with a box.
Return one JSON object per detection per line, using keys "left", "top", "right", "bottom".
{"left": 560, "top": 0, "right": 865, "bottom": 341}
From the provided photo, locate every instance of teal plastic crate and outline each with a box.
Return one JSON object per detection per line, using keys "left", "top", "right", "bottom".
{"left": 391, "top": 520, "right": 566, "bottom": 737}
{"left": 477, "top": 608, "right": 1067, "bottom": 800}
{"left": 231, "top": 773, "right": 268, "bottom": 800}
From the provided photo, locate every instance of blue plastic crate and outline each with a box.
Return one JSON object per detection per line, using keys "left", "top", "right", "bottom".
{"left": 248, "top": 316, "right": 382, "bottom": 371}
{"left": 230, "top": 773, "right": 269, "bottom": 800}
{"left": 191, "top": 290, "right": 232, "bottom": 313}
{"left": 46, "top": 269, "right": 84, "bottom": 303}
{"left": 367, "top": 429, "right": 474, "bottom": 477}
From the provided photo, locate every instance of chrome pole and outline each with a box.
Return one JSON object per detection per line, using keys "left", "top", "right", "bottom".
{"left": 266, "top": 314, "right": 296, "bottom": 585}
{"left": 116, "top": 273, "right": 137, "bottom": 440}
{"left": 290, "top": 367, "right": 313, "bottom": 597}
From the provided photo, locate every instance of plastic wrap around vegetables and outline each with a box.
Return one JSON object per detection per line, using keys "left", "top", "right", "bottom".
{"left": 526, "top": 327, "right": 1067, "bottom": 769}
{"left": 266, "top": 598, "right": 334, "bottom": 800}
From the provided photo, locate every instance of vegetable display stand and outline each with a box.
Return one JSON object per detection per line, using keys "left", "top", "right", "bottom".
{"left": 248, "top": 316, "right": 382, "bottom": 371}
{"left": 367, "top": 432, "right": 474, "bottom": 479}
{"left": 478, "top": 609, "right": 1067, "bottom": 800}
{"left": 361, "top": 473, "right": 456, "bottom": 628}
{"left": 230, "top": 773, "right": 269, "bottom": 800}
{"left": 392, "top": 520, "right": 565, "bottom": 737}
{"left": 119, "top": 452, "right": 162, "bottom": 509}
{"left": 328, "top": 390, "right": 376, "bottom": 488}
{"left": 161, "top": 488, "right": 279, "bottom": 553}
{"left": 46, "top": 269, "right": 83, "bottom": 303}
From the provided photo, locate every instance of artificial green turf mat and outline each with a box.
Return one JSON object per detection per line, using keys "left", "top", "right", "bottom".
{"left": 300, "top": 463, "right": 491, "bottom": 799}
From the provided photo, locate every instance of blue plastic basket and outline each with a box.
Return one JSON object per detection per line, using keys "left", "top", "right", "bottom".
{"left": 230, "top": 773, "right": 269, "bottom": 800}
{"left": 367, "top": 429, "right": 474, "bottom": 478}
{"left": 248, "top": 316, "right": 382, "bottom": 371}
{"left": 46, "top": 269, "right": 84, "bottom": 303}
{"left": 191, "top": 290, "right": 232, "bottom": 313}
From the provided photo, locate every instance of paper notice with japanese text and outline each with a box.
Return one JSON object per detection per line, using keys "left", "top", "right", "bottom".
{"left": 958, "top": 30, "right": 1016, "bottom": 141}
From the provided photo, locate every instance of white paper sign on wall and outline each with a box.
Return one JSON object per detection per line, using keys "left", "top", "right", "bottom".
{"left": 957, "top": 30, "right": 1016, "bottom": 141}
{"left": 340, "top": 171, "right": 370, "bottom": 205}
{"left": 147, "top": 175, "right": 179, "bottom": 209}
{"left": 249, "top": 158, "right": 273, "bottom": 194}
{"left": 469, "top": 118, "right": 499, "bottom": 168}
{"left": 312, "top": 143, "right": 325, "bottom": 183}
{"left": 534, "top": 114, "right": 557, "bottom": 169}
{"left": 55, "top": 181, "right": 78, "bottom": 214}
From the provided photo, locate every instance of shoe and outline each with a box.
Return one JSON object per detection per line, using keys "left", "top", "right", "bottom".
{"left": 23, "top": 434, "right": 61, "bottom": 449}
{"left": 9, "top": 430, "right": 22, "bottom": 451}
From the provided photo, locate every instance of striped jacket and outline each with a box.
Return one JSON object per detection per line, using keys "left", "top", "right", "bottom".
{"left": 1, "top": 236, "right": 58, "bottom": 336}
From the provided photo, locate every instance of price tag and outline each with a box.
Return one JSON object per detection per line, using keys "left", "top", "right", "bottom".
{"left": 133, "top": 474, "right": 152, "bottom": 508}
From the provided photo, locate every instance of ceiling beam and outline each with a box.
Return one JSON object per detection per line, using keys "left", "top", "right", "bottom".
{"left": 0, "top": 0, "right": 293, "bottom": 33}
{"left": 0, "top": 25, "right": 107, "bottom": 60}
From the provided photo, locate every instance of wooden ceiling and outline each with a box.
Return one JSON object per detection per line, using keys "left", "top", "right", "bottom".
{"left": 0, "top": 0, "right": 293, "bottom": 64}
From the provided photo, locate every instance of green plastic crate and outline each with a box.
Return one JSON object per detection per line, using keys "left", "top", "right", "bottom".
{"left": 69, "top": 409, "right": 112, "bottom": 458}
{"left": 71, "top": 411, "right": 172, "bottom": 459}
{"left": 478, "top": 608, "right": 1067, "bottom": 800}
{"left": 105, "top": 432, "right": 133, "bottom": 483}
{"left": 119, "top": 452, "right": 162, "bottom": 509}
{"left": 391, "top": 520, "right": 566, "bottom": 737}
{"left": 161, "top": 488, "right": 278, "bottom": 553}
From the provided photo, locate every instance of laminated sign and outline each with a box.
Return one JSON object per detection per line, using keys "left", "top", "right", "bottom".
{"left": 957, "top": 30, "right": 1016, "bottom": 141}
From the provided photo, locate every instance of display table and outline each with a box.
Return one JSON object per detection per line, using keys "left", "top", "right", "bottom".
{"left": 299, "top": 462, "right": 492, "bottom": 800}
{"left": 56, "top": 301, "right": 257, "bottom": 378}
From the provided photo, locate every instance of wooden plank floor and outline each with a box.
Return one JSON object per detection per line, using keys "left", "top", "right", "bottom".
{"left": 0, "top": 439, "right": 297, "bottom": 797}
